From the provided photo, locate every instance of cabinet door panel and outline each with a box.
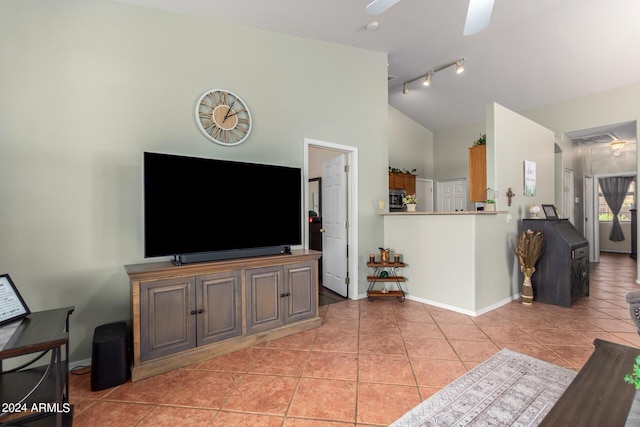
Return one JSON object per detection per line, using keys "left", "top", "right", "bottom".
{"left": 285, "top": 262, "right": 316, "bottom": 323}
{"left": 469, "top": 145, "right": 487, "bottom": 202}
{"left": 246, "top": 267, "right": 283, "bottom": 334}
{"left": 197, "top": 271, "right": 242, "bottom": 346}
{"left": 140, "top": 277, "right": 196, "bottom": 362}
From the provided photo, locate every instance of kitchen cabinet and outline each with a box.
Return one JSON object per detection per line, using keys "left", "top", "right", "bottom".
{"left": 469, "top": 145, "right": 487, "bottom": 202}
{"left": 389, "top": 172, "right": 416, "bottom": 195}
{"left": 126, "top": 250, "right": 321, "bottom": 381}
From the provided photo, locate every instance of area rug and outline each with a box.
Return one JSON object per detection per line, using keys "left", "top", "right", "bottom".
{"left": 389, "top": 348, "right": 577, "bottom": 427}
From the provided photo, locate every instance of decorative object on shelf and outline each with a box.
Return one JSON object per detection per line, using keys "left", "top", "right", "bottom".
{"left": 394, "top": 253, "right": 401, "bottom": 263}
{"left": 380, "top": 270, "right": 389, "bottom": 279}
{"left": 379, "top": 247, "right": 390, "bottom": 262}
{"left": 369, "top": 253, "right": 375, "bottom": 263}
{"left": 485, "top": 188, "right": 495, "bottom": 212}
{"left": 389, "top": 167, "right": 417, "bottom": 175}
{"left": 529, "top": 204, "right": 542, "bottom": 218}
{"left": 472, "top": 132, "right": 486, "bottom": 147}
{"left": 514, "top": 229, "right": 544, "bottom": 305}
{"left": 195, "top": 89, "right": 252, "bottom": 146}
{"left": 506, "top": 187, "right": 515, "bottom": 206}
{"left": 403, "top": 193, "right": 418, "bottom": 211}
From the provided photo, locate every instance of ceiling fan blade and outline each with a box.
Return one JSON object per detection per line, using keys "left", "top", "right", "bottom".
{"left": 463, "top": 0, "right": 494, "bottom": 36}
{"left": 366, "top": 0, "right": 401, "bottom": 16}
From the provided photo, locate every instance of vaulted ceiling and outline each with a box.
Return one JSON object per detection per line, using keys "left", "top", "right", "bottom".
{"left": 115, "top": 0, "right": 640, "bottom": 140}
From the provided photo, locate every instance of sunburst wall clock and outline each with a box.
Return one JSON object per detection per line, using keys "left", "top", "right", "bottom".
{"left": 195, "top": 89, "right": 252, "bottom": 146}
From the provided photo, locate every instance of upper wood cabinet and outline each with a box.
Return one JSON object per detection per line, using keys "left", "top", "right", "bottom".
{"left": 469, "top": 145, "right": 487, "bottom": 202}
{"left": 389, "top": 172, "right": 416, "bottom": 195}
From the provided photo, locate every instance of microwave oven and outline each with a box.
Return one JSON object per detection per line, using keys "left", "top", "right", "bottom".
{"left": 389, "top": 189, "right": 407, "bottom": 212}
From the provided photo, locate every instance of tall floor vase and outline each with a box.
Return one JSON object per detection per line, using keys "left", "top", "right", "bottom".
{"left": 522, "top": 271, "right": 534, "bottom": 305}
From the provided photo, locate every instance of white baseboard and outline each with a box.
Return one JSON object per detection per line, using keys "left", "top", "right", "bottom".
{"left": 356, "top": 291, "right": 518, "bottom": 317}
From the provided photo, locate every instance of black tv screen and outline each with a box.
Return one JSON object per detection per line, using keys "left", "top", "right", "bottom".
{"left": 144, "top": 152, "right": 302, "bottom": 264}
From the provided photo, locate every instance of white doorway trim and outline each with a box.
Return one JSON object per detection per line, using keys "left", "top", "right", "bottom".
{"left": 562, "top": 169, "right": 574, "bottom": 223}
{"left": 304, "top": 138, "right": 359, "bottom": 300}
{"left": 584, "top": 174, "right": 597, "bottom": 262}
{"left": 416, "top": 178, "right": 434, "bottom": 212}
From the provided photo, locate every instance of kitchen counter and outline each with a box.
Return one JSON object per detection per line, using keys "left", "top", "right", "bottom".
{"left": 383, "top": 212, "right": 516, "bottom": 315}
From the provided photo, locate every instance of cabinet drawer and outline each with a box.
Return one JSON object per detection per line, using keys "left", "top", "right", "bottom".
{"left": 572, "top": 246, "right": 588, "bottom": 259}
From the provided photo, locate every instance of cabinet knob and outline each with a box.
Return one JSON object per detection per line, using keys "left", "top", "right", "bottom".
{"left": 320, "top": 228, "right": 325, "bottom": 233}
{"left": 190, "top": 310, "right": 196, "bottom": 315}
{"left": 280, "top": 292, "right": 291, "bottom": 298}
{"left": 198, "top": 309, "right": 204, "bottom": 314}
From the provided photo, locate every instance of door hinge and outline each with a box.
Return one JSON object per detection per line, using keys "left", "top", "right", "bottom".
{"left": 344, "top": 164, "right": 350, "bottom": 173}
{"left": 345, "top": 277, "right": 350, "bottom": 285}
{"left": 344, "top": 221, "right": 349, "bottom": 228}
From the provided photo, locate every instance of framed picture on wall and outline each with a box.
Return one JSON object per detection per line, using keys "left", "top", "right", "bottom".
{"left": 524, "top": 160, "right": 536, "bottom": 196}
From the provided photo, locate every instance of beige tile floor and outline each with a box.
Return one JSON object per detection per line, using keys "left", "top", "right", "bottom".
{"left": 69, "top": 252, "right": 640, "bottom": 426}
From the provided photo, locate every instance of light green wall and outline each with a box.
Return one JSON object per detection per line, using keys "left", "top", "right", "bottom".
{"left": 489, "top": 103, "right": 556, "bottom": 217}
{"left": 388, "top": 105, "right": 433, "bottom": 178}
{"left": 0, "top": 0, "right": 388, "bottom": 361}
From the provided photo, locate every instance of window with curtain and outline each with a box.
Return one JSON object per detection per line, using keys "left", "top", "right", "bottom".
{"left": 598, "top": 180, "right": 635, "bottom": 222}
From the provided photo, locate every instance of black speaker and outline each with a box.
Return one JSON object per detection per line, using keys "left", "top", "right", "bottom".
{"left": 91, "top": 321, "right": 130, "bottom": 391}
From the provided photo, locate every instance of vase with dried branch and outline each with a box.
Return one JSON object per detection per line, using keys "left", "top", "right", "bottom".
{"left": 514, "top": 229, "right": 544, "bottom": 305}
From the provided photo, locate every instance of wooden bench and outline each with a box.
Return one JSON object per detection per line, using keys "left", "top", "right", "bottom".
{"left": 540, "top": 339, "right": 639, "bottom": 426}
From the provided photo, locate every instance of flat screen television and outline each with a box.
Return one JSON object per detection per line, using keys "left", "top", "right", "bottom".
{"left": 144, "top": 152, "right": 302, "bottom": 264}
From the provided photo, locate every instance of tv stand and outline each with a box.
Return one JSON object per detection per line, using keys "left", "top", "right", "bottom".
{"left": 126, "top": 249, "right": 321, "bottom": 381}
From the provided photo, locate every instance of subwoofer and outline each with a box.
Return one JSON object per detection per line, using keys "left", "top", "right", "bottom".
{"left": 90, "top": 321, "right": 130, "bottom": 391}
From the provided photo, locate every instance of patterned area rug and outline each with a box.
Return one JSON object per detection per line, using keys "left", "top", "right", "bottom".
{"left": 390, "top": 348, "right": 577, "bottom": 427}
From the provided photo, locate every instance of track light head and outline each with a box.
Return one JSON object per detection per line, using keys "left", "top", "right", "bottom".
{"left": 456, "top": 59, "right": 465, "bottom": 74}
{"left": 402, "top": 82, "right": 409, "bottom": 94}
{"left": 423, "top": 73, "right": 431, "bottom": 86}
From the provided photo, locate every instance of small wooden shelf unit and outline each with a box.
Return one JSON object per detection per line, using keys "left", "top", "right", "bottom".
{"left": 366, "top": 261, "right": 406, "bottom": 301}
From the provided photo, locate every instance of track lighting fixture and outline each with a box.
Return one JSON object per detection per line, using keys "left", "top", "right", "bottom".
{"left": 401, "top": 58, "right": 465, "bottom": 94}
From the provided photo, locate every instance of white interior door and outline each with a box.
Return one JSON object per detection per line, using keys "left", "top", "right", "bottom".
{"left": 437, "top": 179, "right": 466, "bottom": 211}
{"left": 416, "top": 178, "right": 433, "bottom": 212}
{"left": 321, "top": 155, "right": 348, "bottom": 297}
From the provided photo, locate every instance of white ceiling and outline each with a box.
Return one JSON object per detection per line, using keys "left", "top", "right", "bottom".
{"left": 115, "top": 0, "right": 640, "bottom": 138}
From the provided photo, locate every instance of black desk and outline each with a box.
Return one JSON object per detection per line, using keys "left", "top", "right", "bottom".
{"left": 0, "top": 307, "right": 74, "bottom": 426}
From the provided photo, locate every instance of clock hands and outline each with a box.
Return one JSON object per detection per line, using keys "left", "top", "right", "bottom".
{"left": 222, "top": 98, "right": 237, "bottom": 123}
{"left": 222, "top": 107, "right": 246, "bottom": 120}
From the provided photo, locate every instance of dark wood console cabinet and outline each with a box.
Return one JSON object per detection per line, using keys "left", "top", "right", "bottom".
{"left": 523, "top": 219, "right": 589, "bottom": 307}
{"left": 126, "top": 250, "right": 321, "bottom": 381}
